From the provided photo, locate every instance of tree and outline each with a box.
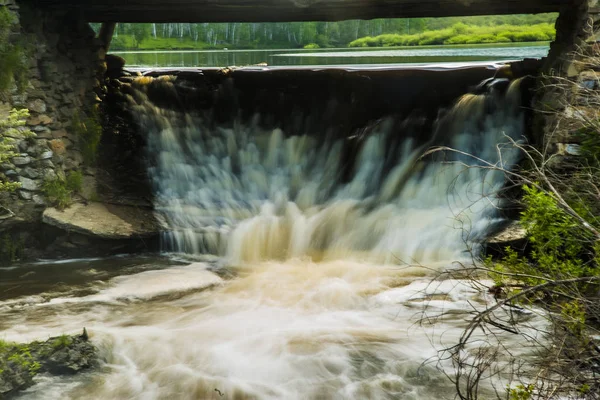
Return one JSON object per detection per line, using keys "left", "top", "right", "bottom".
{"left": 131, "top": 23, "right": 151, "bottom": 48}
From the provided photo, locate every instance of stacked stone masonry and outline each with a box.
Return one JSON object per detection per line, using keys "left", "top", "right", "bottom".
{"left": 535, "top": 0, "right": 600, "bottom": 158}
{"left": 0, "top": 0, "right": 101, "bottom": 221}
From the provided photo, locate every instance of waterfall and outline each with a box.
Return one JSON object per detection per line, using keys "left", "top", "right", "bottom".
{"left": 1, "top": 71, "right": 540, "bottom": 400}
{"left": 126, "top": 74, "right": 524, "bottom": 265}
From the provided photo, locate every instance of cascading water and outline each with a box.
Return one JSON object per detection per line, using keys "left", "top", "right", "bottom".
{"left": 131, "top": 75, "right": 523, "bottom": 265}
{"left": 0, "top": 70, "right": 544, "bottom": 400}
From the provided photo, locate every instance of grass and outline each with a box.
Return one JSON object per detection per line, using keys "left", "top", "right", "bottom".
{"left": 0, "top": 340, "right": 40, "bottom": 377}
{"left": 51, "top": 335, "right": 72, "bottom": 350}
{"left": 349, "top": 22, "right": 555, "bottom": 47}
{"left": 71, "top": 111, "right": 102, "bottom": 165}
{"left": 42, "top": 171, "right": 84, "bottom": 210}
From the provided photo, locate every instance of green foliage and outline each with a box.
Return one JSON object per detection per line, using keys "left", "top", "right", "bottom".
{"left": 98, "top": 13, "right": 557, "bottom": 50}
{"left": 66, "top": 170, "right": 83, "bottom": 193}
{"left": 0, "top": 340, "right": 40, "bottom": 378}
{"left": 349, "top": 23, "right": 555, "bottom": 47}
{"left": 561, "top": 300, "right": 587, "bottom": 337}
{"left": 0, "top": 7, "right": 28, "bottom": 93}
{"left": 492, "top": 186, "right": 597, "bottom": 288}
{"left": 0, "top": 108, "right": 33, "bottom": 193}
{"left": 42, "top": 177, "right": 71, "bottom": 209}
{"left": 42, "top": 171, "right": 83, "bottom": 210}
{"left": 303, "top": 43, "right": 320, "bottom": 49}
{"left": 51, "top": 335, "right": 72, "bottom": 349}
{"left": 71, "top": 111, "right": 102, "bottom": 165}
{"left": 130, "top": 24, "right": 151, "bottom": 47}
{"left": 0, "top": 233, "right": 24, "bottom": 263}
{"left": 508, "top": 384, "right": 534, "bottom": 400}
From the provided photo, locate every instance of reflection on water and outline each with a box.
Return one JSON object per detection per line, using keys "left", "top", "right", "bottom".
{"left": 114, "top": 43, "right": 549, "bottom": 68}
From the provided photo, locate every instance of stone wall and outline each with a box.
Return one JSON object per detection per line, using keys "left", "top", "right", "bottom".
{"left": 533, "top": 0, "right": 600, "bottom": 158}
{"left": 0, "top": 0, "right": 101, "bottom": 225}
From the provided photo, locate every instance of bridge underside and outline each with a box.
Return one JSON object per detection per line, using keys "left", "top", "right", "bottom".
{"left": 28, "top": 0, "right": 564, "bottom": 22}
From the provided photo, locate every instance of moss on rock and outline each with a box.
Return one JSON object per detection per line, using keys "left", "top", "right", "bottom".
{"left": 0, "top": 329, "right": 97, "bottom": 398}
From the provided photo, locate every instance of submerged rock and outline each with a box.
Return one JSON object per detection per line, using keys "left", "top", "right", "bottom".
{"left": 0, "top": 330, "right": 98, "bottom": 399}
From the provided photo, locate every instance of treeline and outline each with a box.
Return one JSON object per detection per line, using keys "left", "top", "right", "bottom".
{"left": 349, "top": 22, "right": 555, "bottom": 47}
{"left": 98, "top": 13, "right": 557, "bottom": 50}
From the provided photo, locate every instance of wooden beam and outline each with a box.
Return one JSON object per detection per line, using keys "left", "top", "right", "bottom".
{"left": 25, "top": 0, "right": 564, "bottom": 22}
{"left": 98, "top": 22, "right": 116, "bottom": 52}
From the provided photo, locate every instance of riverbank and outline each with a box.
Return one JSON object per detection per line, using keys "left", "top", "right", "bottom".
{"left": 349, "top": 22, "right": 555, "bottom": 47}
{"left": 109, "top": 23, "right": 555, "bottom": 51}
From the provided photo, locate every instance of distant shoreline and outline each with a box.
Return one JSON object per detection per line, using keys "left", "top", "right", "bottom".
{"left": 111, "top": 41, "right": 551, "bottom": 54}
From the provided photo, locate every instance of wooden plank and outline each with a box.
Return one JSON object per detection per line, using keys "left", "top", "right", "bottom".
{"left": 25, "top": 0, "right": 564, "bottom": 22}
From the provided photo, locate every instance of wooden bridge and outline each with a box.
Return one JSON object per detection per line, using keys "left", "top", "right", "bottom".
{"left": 28, "top": 0, "right": 565, "bottom": 22}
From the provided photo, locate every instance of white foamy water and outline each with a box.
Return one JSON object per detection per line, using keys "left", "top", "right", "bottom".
{"left": 3, "top": 259, "right": 543, "bottom": 400}
{"left": 132, "top": 76, "right": 523, "bottom": 265}
{"left": 1, "top": 75, "right": 541, "bottom": 399}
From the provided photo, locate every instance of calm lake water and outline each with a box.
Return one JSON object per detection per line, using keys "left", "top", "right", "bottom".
{"left": 114, "top": 42, "right": 550, "bottom": 68}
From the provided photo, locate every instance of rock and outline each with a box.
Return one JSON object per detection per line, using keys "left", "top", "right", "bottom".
{"left": 35, "top": 334, "right": 97, "bottom": 375}
{"left": 4, "top": 170, "right": 17, "bottom": 177}
{"left": 12, "top": 155, "right": 31, "bottom": 166}
{"left": 51, "top": 129, "right": 68, "bottom": 139}
{"left": 39, "top": 150, "right": 53, "bottom": 160}
{"left": 21, "top": 167, "right": 39, "bottom": 179}
{"left": 32, "top": 194, "right": 46, "bottom": 206}
{"left": 43, "top": 168, "right": 58, "bottom": 181}
{"left": 27, "top": 114, "right": 53, "bottom": 126}
{"left": 42, "top": 202, "right": 160, "bottom": 240}
{"left": 26, "top": 99, "right": 47, "bottom": 114}
{"left": 17, "top": 140, "right": 28, "bottom": 152}
{"left": 106, "top": 54, "right": 126, "bottom": 73}
{"left": 48, "top": 139, "right": 66, "bottom": 155}
{"left": 18, "top": 177, "right": 39, "bottom": 191}
{"left": 485, "top": 221, "right": 528, "bottom": 258}
{"left": 18, "top": 190, "right": 32, "bottom": 200}
{"left": 31, "top": 125, "right": 51, "bottom": 133}
{"left": 39, "top": 159, "right": 55, "bottom": 168}
{"left": 0, "top": 331, "right": 98, "bottom": 398}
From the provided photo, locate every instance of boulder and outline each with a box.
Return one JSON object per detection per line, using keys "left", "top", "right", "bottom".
{"left": 0, "top": 330, "right": 98, "bottom": 398}
{"left": 485, "top": 221, "right": 528, "bottom": 258}
{"left": 43, "top": 202, "right": 160, "bottom": 239}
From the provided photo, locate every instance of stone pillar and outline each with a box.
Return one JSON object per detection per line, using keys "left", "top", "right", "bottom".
{"left": 533, "top": 0, "right": 600, "bottom": 156}
{"left": 0, "top": 0, "right": 103, "bottom": 224}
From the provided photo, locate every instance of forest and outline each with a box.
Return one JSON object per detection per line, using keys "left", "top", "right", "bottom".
{"left": 102, "top": 13, "right": 558, "bottom": 50}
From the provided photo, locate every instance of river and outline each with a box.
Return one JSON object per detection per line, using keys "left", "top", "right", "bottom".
{"left": 0, "top": 50, "right": 548, "bottom": 399}
{"left": 113, "top": 42, "right": 549, "bottom": 68}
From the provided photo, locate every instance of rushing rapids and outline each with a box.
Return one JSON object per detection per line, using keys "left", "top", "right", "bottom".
{"left": 0, "top": 69, "right": 545, "bottom": 400}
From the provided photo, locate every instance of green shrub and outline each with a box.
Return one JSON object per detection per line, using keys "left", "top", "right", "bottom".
{"left": 71, "top": 111, "right": 102, "bottom": 165}
{"left": 303, "top": 43, "right": 320, "bottom": 49}
{"left": 42, "top": 171, "right": 83, "bottom": 209}
{"left": 51, "top": 335, "right": 72, "bottom": 349}
{"left": 0, "top": 341, "right": 40, "bottom": 377}
{"left": 348, "top": 22, "right": 555, "bottom": 47}
{"left": 492, "top": 185, "right": 598, "bottom": 288}
{"left": 0, "top": 233, "right": 24, "bottom": 263}
{"left": 66, "top": 170, "right": 83, "bottom": 193}
{"left": 0, "top": 7, "right": 29, "bottom": 93}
